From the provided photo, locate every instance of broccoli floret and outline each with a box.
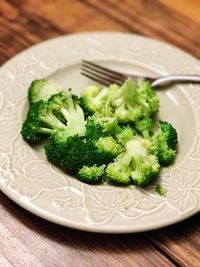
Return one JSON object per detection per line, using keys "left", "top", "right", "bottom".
{"left": 45, "top": 134, "right": 97, "bottom": 173}
{"left": 80, "top": 79, "right": 159, "bottom": 124}
{"left": 155, "top": 184, "right": 167, "bottom": 196}
{"left": 45, "top": 134, "right": 116, "bottom": 174}
{"left": 111, "top": 79, "right": 159, "bottom": 123}
{"left": 95, "top": 136, "right": 124, "bottom": 157}
{"left": 137, "top": 80, "right": 159, "bottom": 115}
{"left": 21, "top": 100, "right": 63, "bottom": 143}
{"left": 77, "top": 164, "right": 105, "bottom": 184}
{"left": 135, "top": 117, "right": 153, "bottom": 139}
{"left": 85, "top": 115, "right": 120, "bottom": 140}
{"left": 152, "top": 121, "right": 178, "bottom": 166}
{"left": 21, "top": 91, "right": 86, "bottom": 143}
{"left": 115, "top": 125, "right": 135, "bottom": 145}
{"left": 106, "top": 136, "right": 160, "bottom": 186}
{"left": 79, "top": 85, "right": 112, "bottom": 116}
{"left": 106, "top": 153, "right": 132, "bottom": 185}
{"left": 28, "top": 79, "right": 63, "bottom": 103}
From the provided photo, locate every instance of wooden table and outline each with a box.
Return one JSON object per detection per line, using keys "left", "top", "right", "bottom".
{"left": 0, "top": 1, "right": 200, "bottom": 266}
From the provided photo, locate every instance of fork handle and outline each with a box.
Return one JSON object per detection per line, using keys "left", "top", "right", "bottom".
{"left": 152, "top": 75, "right": 200, "bottom": 87}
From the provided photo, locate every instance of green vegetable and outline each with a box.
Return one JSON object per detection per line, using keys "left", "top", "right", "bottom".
{"left": 21, "top": 78, "right": 178, "bottom": 187}
{"left": 155, "top": 184, "right": 167, "bottom": 196}
{"left": 28, "top": 79, "right": 63, "bottom": 103}
{"left": 106, "top": 136, "right": 160, "bottom": 186}
{"left": 80, "top": 78, "right": 159, "bottom": 123}
{"left": 45, "top": 134, "right": 115, "bottom": 175}
{"left": 21, "top": 90, "right": 86, "bottom": 143}
{"left": 85, "top": 115, "right": 120, "bottom": 140}
{"left": 78, "top": 164, "right": 105, "bottom": 184}
{"left": 152, "top": 121, "right": 178, "bottom": 166}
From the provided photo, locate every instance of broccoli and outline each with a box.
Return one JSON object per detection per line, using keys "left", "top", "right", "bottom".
{"left": 95, "top": 136, "right": 124, "bottom": 157}
{"left": 21, "top": 91, "right": 86, "bottom": 143}
{"left": 152, "top": 121, "right": 178, "bottom": 166}
{"left": 28, "top": 79, "right": 63, "bottom": 103}
{"left": 106, "top": 153, "right": 132, "bottom": 185}
{"left": 111, "top": 79, "right": 159, "bottom": 123}
{"left": 45, "top": 134, "right": 97, "bottom": 173}
{"left": 45, "top": 134, "right": 116, "bottom": 175}
{"left": 115, "top": 125, "right": 135, "bottom": 145}
{"left": 80, "top": 79, "right": 159, "bottom": 124}
{"left": 79, "top": 85, "right": 112, "bottom": 116}
{"left": 155, "top": 184, "right": 167, "bottom": 196}
{"left": 135, "top": 119, "right": 178, "bottom": 166}
{"left": 106, "top": 136, "right": 160, "bottom": 186}
{"left": 77, "top": 164, "right": 105, "bottom": 184}
{"left": 21, "top": 77, "right": 178, "bottom": 188}
{"left": 85, "top": 115, "right": 120, "bottom": 140}
{"left": 135, "top": 117, "right": 153, "bottom": 139}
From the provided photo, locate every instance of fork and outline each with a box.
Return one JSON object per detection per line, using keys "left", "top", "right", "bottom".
{"left": 81, "top": 60, "right": 200, "bottom": 87}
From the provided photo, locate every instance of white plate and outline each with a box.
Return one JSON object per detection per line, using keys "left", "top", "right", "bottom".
{"left": 0, "top": 32, "right": 200, "bottom": 233}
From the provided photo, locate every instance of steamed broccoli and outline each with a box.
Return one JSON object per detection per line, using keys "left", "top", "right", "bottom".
{"left": 77, "top": 164, "right": 105, "bottom": 184}
{"left": 79, "top": 85, "right": 112, "bottom": 116}
{"left": 85, "top": 115, "right": 120, "bottom": 140}
{"left": 111, "top": 79, "right": 159, "bottom": 123}
{"left": 106, "top": 136, "right": 160, "bottom": 186}
{"left": 152, "top": 121, "right": 178, "bottom": 166}
{"left": 45, "top": 134, "right": 117, "bottom": 175}
{"left": 21, "top": 91, "right": 86, "bottom": 143}
{"left": 135, "top": 119, "right": 178, "bottom": 166}
{"left": 21, "top": 77, "right": 178, "bottom": 188}
{"left": 135, "top": 117, "right": 153, "bottom": 139}
{"left": 80, "top": 79, "right": 159, "bottom": 124}
{"left": 28, "top": 79, "right": 63, "bottom": 103}
{"left": 95, "top": 136, "right": 124, "bottom": 157}
{"left": 115, "top": 125, "right": 135, "bottom": 145}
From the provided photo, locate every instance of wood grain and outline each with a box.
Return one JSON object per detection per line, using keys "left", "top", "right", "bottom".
{"left": 0, "top": 0, "right": 200, "bottom": 266}
{"left": 0, "top": 193, "right": 175, "bottom": 267}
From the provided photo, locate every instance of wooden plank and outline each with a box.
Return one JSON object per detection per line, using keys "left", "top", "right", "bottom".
{"left": 160, "top": 0, "right": 200, "bottom": 24}
{"left": 0, "top": 192, "right": 175, "bottom": 267}
{"left": 82, "top": 0, "right": 200, "bottom": 58}
{"left": 146, "top": 214, "right": 200, "bottom": 267}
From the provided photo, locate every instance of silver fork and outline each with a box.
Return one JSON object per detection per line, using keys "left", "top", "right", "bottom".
{"left": 81, "top": 60, "right": 200, "bottom": 87}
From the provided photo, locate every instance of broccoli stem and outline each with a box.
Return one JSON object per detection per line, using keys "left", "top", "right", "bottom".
{"left": 40, "top": 113, "right": 67, "bottom": 130}
{"left": 37, "top": 127, "right": 55, "bottom": 134}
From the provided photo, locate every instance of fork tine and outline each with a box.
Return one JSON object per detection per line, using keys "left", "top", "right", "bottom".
{"left": 82, "top": 60, "right": 127, "bottom": 79}
{"left": 81, "top": 66, "right": 125, "bottom": 85}
{"left": 81, "top": 70, "right": 123, "bottom": 86}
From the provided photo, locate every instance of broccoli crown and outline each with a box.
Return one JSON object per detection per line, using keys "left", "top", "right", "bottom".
{"left": 137, "top": 80, "right": 159, "bottom": 115}
{"left": 28, "top": 79, "right": 63, "bottom": 104}
{"left": 21, "top": 91, "right": 86, "bottom": 144}
{"left": 115, "top": 125, "right": 135, "bottom": 145}
{"left": 152, "top": 121, "right": 178, "bottom": 166}
{"left": 106, "top": 137, "right": 160, "bottom": 186}
{"left": 135, "top": 117, "right": 153, "bottom": 139}
{"left": 95, "top": 136, "right": 124, "bottom": 158}
{"left": 45, "top": 134, "right": 116, "bottom": 175}
{"left": 79, "top": 85, "right": 112, "bottom": 116}
{"left": 106, "top": 153, "right": 132, "bottom": 185}
{"left": 21, "top": 100, "right": 61, "bottom": 143}
{"left": 80, "top": 79, "right": 159, "bottom": 124}
{"left": 45, "top": 134, "right": 96, "bottom": 173}
{"left": 85, "top": 115, "right": 121, "bottom": 140}
{"left": 111, "top": 79, "right": 159, "bottom": 123}
{"left": 77, "top": 164, "right": 105, "bottom": 184}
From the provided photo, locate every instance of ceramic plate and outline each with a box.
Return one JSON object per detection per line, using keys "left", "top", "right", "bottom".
{"left": 0, "top": 32, "right": 200, "bottom": 233}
